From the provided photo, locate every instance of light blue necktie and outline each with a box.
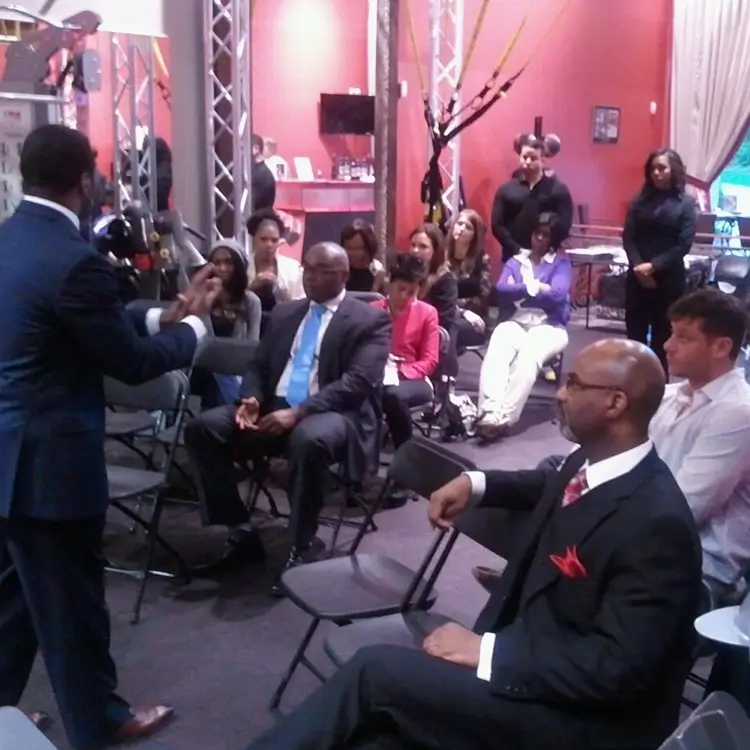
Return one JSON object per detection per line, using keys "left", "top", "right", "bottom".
{"left": 286, "top": 304, "right": 326, "bottom": 407}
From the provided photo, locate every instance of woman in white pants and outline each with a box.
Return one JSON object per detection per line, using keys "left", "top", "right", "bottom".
{"left": 476, "top": 212, "right": 572, "bottom": 441}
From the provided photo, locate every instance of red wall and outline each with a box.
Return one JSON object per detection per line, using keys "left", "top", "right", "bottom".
{"left": 396, "top": 0, "right": 672, "bottom": 251}
{"left": 252, "top": 0, "right": 370, "bottom": 178}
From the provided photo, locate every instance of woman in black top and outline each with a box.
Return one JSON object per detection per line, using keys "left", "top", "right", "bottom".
{"left": 341, "top": 219, "right": 386, "bottom": 294}
{"left": 408, "top": 223, "right": 458, "bottom": 335}
{"left": 623, "top": 148, "right": 697, "bottom": 371}
{"left": 446, "top": 208, "right": 492, "bottom": 348}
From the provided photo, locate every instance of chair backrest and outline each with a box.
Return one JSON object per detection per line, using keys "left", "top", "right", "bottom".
{"left": 385, "top": 434, "right": 477, "bottom": 500}
{"left": 0, "top": 707, "right": 58, "bottom": 749}
{"left": 657, "top": 691, "right": 750, "bottom": 749}
{"left": 104, "top": 369, "right": 190, "bottom": 414}
{"left": 193, "top": 337, "right": 258, "bottom": 376}
{"left": 348, "top": 290, "right": 385, "bottom": 305}
{"left": 713, "top": 254, "right": 750, "bottom": 297}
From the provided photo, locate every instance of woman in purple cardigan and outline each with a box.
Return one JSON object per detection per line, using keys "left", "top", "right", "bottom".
{"left": 476, "top": 212, "right": 572, "bottom": 441}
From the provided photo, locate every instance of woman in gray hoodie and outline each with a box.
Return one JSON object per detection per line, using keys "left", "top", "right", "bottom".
{"left": 191, "top": 239, "right": 261, "bottom": 408}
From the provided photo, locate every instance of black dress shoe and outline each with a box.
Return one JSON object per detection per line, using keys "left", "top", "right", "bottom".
{"left": 194, "top": 528, "right": 266, "bottom": 576}
{"left": 270, "top": 547, "right": 308, "bottom": 597}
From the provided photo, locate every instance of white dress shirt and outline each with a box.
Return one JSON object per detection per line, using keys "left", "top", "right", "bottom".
{"left": 650, "top": 368, "right": 750, "bottom": 585}
{"left": 465, "top": 439, "right": 654, "bottom": 682}
{"left": 23, "top": 195, "right": 80, "bottom": 230}
{"left": 22, "top": 196, "right": 206, "bottom": 341}
{"left": 275, "top": 289, "right": 346, "bottom": 400}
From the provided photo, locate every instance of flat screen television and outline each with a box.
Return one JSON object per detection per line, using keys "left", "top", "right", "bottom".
{"left": 319, "top": 93, "right": 375, "bottom": 135}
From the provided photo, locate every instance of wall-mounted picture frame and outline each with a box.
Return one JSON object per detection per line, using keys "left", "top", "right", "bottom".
{"left": 592, "top": 106, "right": 620, "bottom": 144}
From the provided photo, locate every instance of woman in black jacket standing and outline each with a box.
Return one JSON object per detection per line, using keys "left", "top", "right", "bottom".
{"left": 623, "top": 148, "right": 697, "bottom": 371}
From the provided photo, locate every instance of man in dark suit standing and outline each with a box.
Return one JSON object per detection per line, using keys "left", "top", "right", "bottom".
{"left": 244, "top": 339, "right": 703, "bottom": 750}
{"left": 185, "top": 243, "right": 391, "bottom": 590}
{"left": 0, "top": 124, "right": 218, "bottom": 750}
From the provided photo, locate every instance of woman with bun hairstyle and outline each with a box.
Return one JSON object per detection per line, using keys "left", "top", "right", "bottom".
{"left": 491, "top": 133, "right": 573, "bottom": 263}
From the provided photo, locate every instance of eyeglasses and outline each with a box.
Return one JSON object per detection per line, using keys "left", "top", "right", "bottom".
{"left": 564, "top": 372, "right": 622, "bottom": 393}
{"left": 302, "top": 264, "right": 340, "bottom": 278}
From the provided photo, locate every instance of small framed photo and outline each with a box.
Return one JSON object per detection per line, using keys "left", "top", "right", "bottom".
{"left": 592, "top": 106, "right": 620, "bottom": 144}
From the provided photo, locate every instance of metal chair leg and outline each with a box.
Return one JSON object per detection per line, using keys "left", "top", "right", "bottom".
{"left": 269, "top": 618, "right": 321, "bottom": 709}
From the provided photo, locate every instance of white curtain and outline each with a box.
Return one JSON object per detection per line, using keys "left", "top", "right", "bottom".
{"left": 670, "top": 0, "right": 750, "bottom": 190}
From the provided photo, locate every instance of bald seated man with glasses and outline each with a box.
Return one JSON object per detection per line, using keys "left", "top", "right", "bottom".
{"left": 243, "top": 338, "right": 702, "bottom": 750}
{"left": 184, "top": 242, "right": 391, "bottom": 594}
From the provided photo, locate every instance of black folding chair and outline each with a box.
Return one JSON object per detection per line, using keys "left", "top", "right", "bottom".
{"left": 347, "top": 290, "right": 386, "bottom": 305}
{"left": 268, "top": 436, "right": 478, "bottom": 709}
{"left": 322, "top": 501, "right": 528, "bottom": 669}
{"left": 104, "top": 370, "right": 191, "bottom": 624}
{"left": 411, "top": 326, "right": 453, "bottom": 439}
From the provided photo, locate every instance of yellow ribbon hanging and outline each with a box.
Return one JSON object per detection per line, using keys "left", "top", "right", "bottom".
{"left": 404, "top": 0, "right": 428, "bottom": 99}
{"left": 152, "top": 38, "right": 169, "bottom": 79}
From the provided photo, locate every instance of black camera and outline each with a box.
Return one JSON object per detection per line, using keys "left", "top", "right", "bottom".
{"left": 92, "top": 207, "right": 150, "bottom": 261}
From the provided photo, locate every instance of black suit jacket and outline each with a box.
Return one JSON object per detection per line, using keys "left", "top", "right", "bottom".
{"left": 241, "top": 294, "right": 391, "bottom": 477}
{"left": 0, "top": 200, "right": 198, "bottom": 519}
{"left": 473, "top": 448, "right": 702, "bottom": 750}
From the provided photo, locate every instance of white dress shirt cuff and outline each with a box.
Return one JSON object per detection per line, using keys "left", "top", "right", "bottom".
{"left": 464, "top": 471, "right": 486, "bottom": 501}
{"left": 145, "top": 308, "right": 163, "bottom": 336}
{"left": 181, "top": 315, "right": 208, "bottom": 341}
{"left": 477, "top": 632, "right": 496, "bottom": 681}
{"left": 526, "top": 278, "right": 540, "bottom": 297}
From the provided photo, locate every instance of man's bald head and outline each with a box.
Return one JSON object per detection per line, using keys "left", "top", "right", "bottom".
{"left": 557, "top": 338, "right": 665, "bottom": 447}
{"left": 580, "top": 339, "right": 665, "bottom": 425}
{"left": 307, "top": 241, "right": 350, "bottom": 270}
{"left": 303, "top": 242, "right": 350, "bottom": 303}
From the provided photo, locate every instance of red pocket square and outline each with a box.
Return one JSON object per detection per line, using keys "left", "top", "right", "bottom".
{"left": 549, "top": 546, "right": 587, "bottom": 578}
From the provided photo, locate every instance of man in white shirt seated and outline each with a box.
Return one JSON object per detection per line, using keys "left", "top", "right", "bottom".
{"left": 651, "top": 288, "right": 750, "bottom": 602}
{"left": 475, "top": 288, "right": 750, "bottom": 601}
{"left": 243, "top": 339, "right": 702, "bottom": 750}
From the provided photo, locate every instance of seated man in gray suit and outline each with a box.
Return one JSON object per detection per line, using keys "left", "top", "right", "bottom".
{"left": 184, "top": 243, "right": 391, "bottom": 593}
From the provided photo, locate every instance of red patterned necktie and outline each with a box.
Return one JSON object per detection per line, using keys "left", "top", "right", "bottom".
{"left": 561, "top": 469, "right": 588, "bottom": 507}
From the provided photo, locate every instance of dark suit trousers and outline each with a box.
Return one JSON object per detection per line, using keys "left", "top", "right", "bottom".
{"left": 382, "top": 380, "right": 434, "bottom": 449}
{"left": 0, "top": 515, "right": 130, "bottom": 750}
{"left": 184, "top": 402, "right": 348, "bottom": 549}
{"left": 245, "top": 645, "right": 528, "bottom": 750}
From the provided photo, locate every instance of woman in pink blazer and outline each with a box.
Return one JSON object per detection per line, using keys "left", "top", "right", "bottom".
{"left": 371, "top": 254, "right": 439, "bottom": 448}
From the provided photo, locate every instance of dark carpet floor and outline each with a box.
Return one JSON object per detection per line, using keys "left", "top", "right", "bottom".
{"left": 22, "top": 316, "right": 702, "bottom": 750}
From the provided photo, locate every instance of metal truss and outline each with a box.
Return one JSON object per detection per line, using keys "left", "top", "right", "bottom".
{"left": 110, "top": 34, "right": 157, "bottom": 215}
{"left": 204, "top": 0, "right": 252, "bottom": 244}
{"left": 429, "top": 0, "right": 464, "bottom": 213}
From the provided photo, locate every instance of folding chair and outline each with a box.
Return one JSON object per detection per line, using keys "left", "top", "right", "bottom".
{"left": 104, "top": 369, "right": 191, "bottom": 624}
{"left": 347, "top": 290, "right": 386, "bottom": 305}
{"left": 658, "top": 691, "right": 750, "bottom": 749}
{"left": 323, "top": 501, "right": 528, "bottom": 669}
{"left": 268, "top": 436, "right": 478, "bottom": 709}
{"left": 412, "top": 326, "right": 453, "bottom": 438}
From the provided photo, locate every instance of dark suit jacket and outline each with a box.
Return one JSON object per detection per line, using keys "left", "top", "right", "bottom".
{"left": 0, "top": 200, "right": 198, "bottom": 520}
{"left": 241, "top": 294, "right": 391, "bottom": 478}
{"left": 473, "top": 448, "right": 702, "bottom": 750}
